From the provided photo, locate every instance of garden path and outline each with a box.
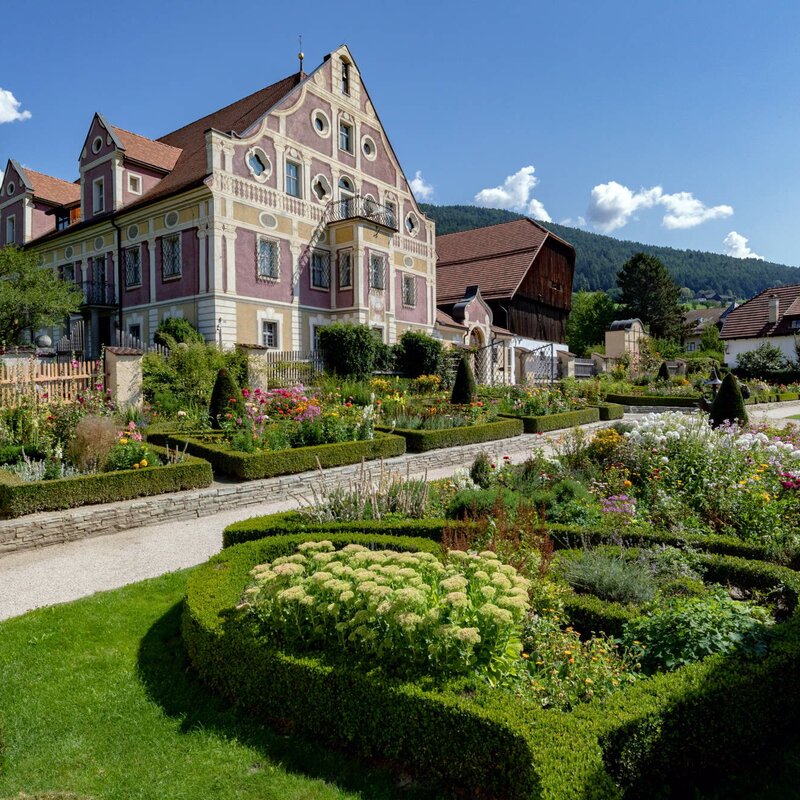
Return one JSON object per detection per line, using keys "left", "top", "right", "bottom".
{"left": 4, "top": 403, "right": 798, "bottom": 622}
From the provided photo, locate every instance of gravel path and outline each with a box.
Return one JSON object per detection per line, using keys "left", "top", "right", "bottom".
{"left": 2, "top": 404, "right": 797, "bottom": 622}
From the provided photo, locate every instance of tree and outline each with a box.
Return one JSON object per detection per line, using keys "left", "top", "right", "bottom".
{"left": 450, "top": 354, "right": 477, "bottom": 404}
{"left": 699, "top": 324, "right": 722, "bottom": 354}
{"left": 565, "top": 291, "right": 616, "bottom": 356}
{"left": 209, "top": 368, "right": 242, "bottom": 429}
{"left": 153, "top": 317, "right": 205, "bottom": 347}
{"left": 396, "top": 330, "right": 442, "bottom": 377}
{"left": 710, "top": 373, "right": 748, "bottom": 428}
{"left": 735, "top": 342, "right": 790, "bottom": 379}
{"left": 317, "top": 323, "right": 377, "bottom": 380}
{"left": 616, "top": 253, "right": 683, "bottom": 340}
{"left": 0, "top": 246, "right": 82, "bottom": 344}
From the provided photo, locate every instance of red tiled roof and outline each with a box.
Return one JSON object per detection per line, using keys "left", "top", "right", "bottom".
{"left": 720, "top": 284, "right": 800, "bottom": 339}
{"left": 111, "top": 126, "right": 182, "bottom": 172}
{"left": 435, "top": 309, "right": 467, "bottom": 329}
{"left": 127, "top": 72, "right": 302, "bottom": 208}
{"left": 21, "top": 168, "right": 80, "bottom": 206}
{"left": 436, "top": 218, "right": 572, "bottom": 303}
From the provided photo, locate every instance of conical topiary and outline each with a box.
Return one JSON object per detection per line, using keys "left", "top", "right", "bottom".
{"left": 209, "top": 368, "right": 242, "bottom": 429}
{"left": 709, "top": 372, "right": 748, "bottom": 428}
{"left": 657, "top": 361, "right": 671, "bottom": 382}
{"left": 451, "top": 354, "right": 478, "bottom": 405}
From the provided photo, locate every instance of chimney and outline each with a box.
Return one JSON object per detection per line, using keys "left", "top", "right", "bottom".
{"left": 769, "top": 294, "right": 780, "bottom": 324}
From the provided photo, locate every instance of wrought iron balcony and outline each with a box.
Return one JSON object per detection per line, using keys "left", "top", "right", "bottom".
{"left": 327, "top": 195, "right": 398, "bottom": 231}
{"left": 79, "top": 281, "right": 117, "bottom": 307}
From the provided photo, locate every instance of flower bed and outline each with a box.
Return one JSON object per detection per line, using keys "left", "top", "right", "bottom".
{"left": 604, "top": 393, "right": 700, "bottom": 407}
{"left": 499, "top": 407, "right": 601, "bottom": 433}
{"left": 0, "top": 444, "right": 212, "bottom": 518}
{"left": 375, "top": 417, "right": 523, "bottom": 452}
{"left": 185, "top": 531, "right": 800, "bottom": 799}
{"left": 145, "top": 430, "right": 405, "bottom": 480}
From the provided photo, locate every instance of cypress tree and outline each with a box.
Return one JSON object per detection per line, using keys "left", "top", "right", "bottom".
{"left": 451, "top": 354, "right": 478, "bottom": 404}
{"left": 209, "top": 368, "right": 242, "bottom": 429}
{"left": 709, "top": 373, "right": 748, "bottom": 428}
{"left": 657, "top": 361, "right": 671, "bottom": 382}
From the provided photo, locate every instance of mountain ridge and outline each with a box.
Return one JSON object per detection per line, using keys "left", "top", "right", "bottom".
{"left": 420, "top": 203, "right": 800, "bottom": 299}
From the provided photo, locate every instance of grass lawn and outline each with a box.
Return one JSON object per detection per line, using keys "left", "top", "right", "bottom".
{"left": 2, "top": 570, "right": 800, "bottom": 800}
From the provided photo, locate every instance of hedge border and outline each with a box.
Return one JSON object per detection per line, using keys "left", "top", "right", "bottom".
{"left": 145, "top": 430, "right": 406, "bottom": 480}
{"left": 0, "top": 445, "right": 213, "bottom": 519}
{"left": 222, "top": 510, "right": 787, "bottom": 566}
{"left": 596, "top": 402, "right": 624, "bottom": 421}
{"left": 375, "top": 417, "right": 523, "bottom": 452}
{"left": 185, "top": 532, "right": 800, "bottom": 799}
{"left": 499, "top": 406, "right": 601, "bottom": 433}
{"left": 604, "top": 393, "right": 700, "bottom": 408}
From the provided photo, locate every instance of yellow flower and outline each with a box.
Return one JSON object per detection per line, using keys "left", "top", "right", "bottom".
{"left": 133, "top": 463, "right": 140, "bottom": 469}
{"left": 762, "top": 492, "right": 771, "bottom": 502}
{"left": 140, "top": 459, "right": 148, "bottom": 467}
{"left": 119, "top": 438, "right": 129, "bottom": 445}
{"left": 584, "top": 678, "right": 593, "bottom": 684}
{"left": 623, "top": 479, "right": 632, "bottom": 488}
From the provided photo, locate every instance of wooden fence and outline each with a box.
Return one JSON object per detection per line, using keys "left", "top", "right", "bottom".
{"left": 248, "top": 350, "right": 324, "bottom": 389}
{"left": 0, "top": 358, "right": 104, "bottom": 406}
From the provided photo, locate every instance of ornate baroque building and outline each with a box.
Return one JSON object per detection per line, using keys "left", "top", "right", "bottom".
{"left": 0, "top": 45, "right": 436, "bottom": 355}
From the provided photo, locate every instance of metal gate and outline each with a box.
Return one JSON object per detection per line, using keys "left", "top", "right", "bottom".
{"left": 472, "top": 341, "right": 510, "bottom": 387}
{"left": 519, "top": 343, "right": 557, "bottom": 385}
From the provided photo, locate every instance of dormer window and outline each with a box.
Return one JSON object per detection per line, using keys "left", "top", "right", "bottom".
{"left": 127, "top": 173, "right": 142, "bottom": 195}
{"left": 55, "top": 210, "right": 70, "bottom": 231}
{"left": 92, "top": 178, "right": 105, "bottom": 214}
{"left": 341, "top": 60, "right": 350, "bottom": 95}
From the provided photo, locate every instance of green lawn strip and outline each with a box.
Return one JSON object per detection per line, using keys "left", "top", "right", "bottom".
{"left": 0, "top": 573, "right": 439, "bottom": 800}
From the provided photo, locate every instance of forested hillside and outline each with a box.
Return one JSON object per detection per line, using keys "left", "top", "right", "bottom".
{"left": 420, "top": 204, "right": 800, "bottom": 299}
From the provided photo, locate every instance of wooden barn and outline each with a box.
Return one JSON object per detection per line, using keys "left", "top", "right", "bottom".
{"left": 435, "top": 218, "right": 575, "bottom": 344}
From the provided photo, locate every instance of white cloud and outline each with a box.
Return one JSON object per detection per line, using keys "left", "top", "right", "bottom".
{"left": 0, "top": 88, "right": 31, "bottom": 123}
{"left": 409, "top": 170, "right": 434, "bottom": 201}
{"left": 723, "top": 231, "right": 763, "bottom": 260}
{"left": 560, "top": 216, "right": 587, "bottom": 228}
{"left": 474, "top": 165, "right": 552, "bottom": 221}
{"left": 587, "top": 181, "right": 733, "bottom": 232}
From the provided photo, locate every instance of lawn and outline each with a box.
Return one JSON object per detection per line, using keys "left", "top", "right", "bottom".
{"left": 0, "top": 569, "right": 799, "bottom": 800}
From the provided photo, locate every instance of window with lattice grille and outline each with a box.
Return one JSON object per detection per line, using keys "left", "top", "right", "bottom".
{"left": 124, "top": 246, "right": 142, "bottom": 287}
{"left": 369, "top": 254, "right": 386, "bottom": 290}
{"left": 338, "top": 250, "right": 352, "bottom": 288}
{"left": 257, "top": 237, "right": 280, "bottom": 280}
{"left": 402, "top": 273, "right": 417, "bottom": 307}
{"left": 161, "top": 234, "right": 182, "bottom": 279}
{"left": 262, "top": 320, "right": 279, "bottom": 348}
{"left": 60, "top": 263, "right": 75, "bottom": 283}
{"left": 311, "top": 251, "right": 330, "bottom": 289}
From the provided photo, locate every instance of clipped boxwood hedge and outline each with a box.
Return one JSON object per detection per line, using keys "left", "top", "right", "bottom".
{"left": 222, "top": 510, "right": 791, "bottom": 569}
{"left": 0, "top": 446, "right": 212, "bottom": 519}
{"left": 146, "top": 430, "right": 405, "bottom": 480}
{"left": 604, "top": 393, "right": 700, "bottom": 408}
{"left": 375, "top": 417, "right": 523, "bottom": 452}
{"left": 596, "top": 402, "right": 624, "bottom": 421}
{"left": 499, "top": 407, "right": 600, "bottom": 433}
{"left": 185, "top": 531, "right": 800, "bottom": 799}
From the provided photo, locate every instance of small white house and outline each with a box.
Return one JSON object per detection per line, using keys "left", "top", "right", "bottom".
{"left": 720, "top": 284, "right": 800, "bottom": 366}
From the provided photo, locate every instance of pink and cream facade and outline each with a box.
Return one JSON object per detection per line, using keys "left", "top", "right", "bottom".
{"left": 0, "top": 46, "right": 436, "bottom": 353}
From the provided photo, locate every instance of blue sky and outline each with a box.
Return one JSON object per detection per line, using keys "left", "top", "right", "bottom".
{"left": 2, "top": 0, "right": 799, "bottom": 264}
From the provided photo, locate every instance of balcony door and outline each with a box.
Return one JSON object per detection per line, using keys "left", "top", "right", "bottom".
{"left": 338, "top": 177, "right": 355, "bottom": 218}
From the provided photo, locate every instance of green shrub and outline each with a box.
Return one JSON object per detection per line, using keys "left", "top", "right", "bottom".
{"left": 450, "top": 354, "right": 477, "bottom": 404}
{"left": 470, "top": 452, "right": 494, "bottom": 489}
{"left": 596, "top": 403, "right": 624, "bottom": 421}
{"left": 373, "top": 340, "right": 398, "bottom": 372}
{"left": 556, "top": 550, "right": 658, "bottom": 604}
{"left": 604, "top": 393, "right": 699, "bottom": 407}
{"left": 656, "top": 362, "right": 671, "bottom": 382}
{"left": 446, "top": 487, "right": 520, "bottom": 520}
{"left": 710, "top": 372, "right": 748, "bottom": 427}
{"left": 622, "top": 588, "right": 772, "bottom": 673}
{"left": 735, "top": 342, "right": 792, "bottom": 379}
{"left": 378, "top": 417, "right": 523, "bottom": 452}
{"left": 153, "top": 317, "right": 205, "bottom": 347}
{"left": 396, "top": 331, "right": 443, "bottom": 378}
{"left": 145, "top": 430, "right": 406, "bottom": 480}
{"left": 317, "top": 323, "right": 377, "bottom": 380}
{"left": 246, "top": 542, "right": 529, "bottom": 681}
{"left": 0, "top": 444, "right": 46, "bottom": 465}
{"left": 0, "top": 446, "right": 212, "bottom": 518}
{"left": 208, "top": 368, "right": 242, "bottom": 429}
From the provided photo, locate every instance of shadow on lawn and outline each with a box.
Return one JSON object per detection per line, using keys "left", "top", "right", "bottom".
{"left": 136, "top": 601, "right": 445, "bottom": 800}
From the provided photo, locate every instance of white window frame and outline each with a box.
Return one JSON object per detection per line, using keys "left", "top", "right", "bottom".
{"left": 256, "top": 236, "right": 280, "bottom": 281}
{"left": 92, "top": 177, "right": 105, "bottom": 214}
{"left": 127, "top": 173, "right": 143, "bottom": 195}
{"left": 261, "top": 320, "right": 279, "bottom": 349}
{"left": 338, "top": 250, "right": 353, "bottom": 289}
{"left": 161, "top": 233, "right": 182, "bottom": 280}
{"left": 310, "top": 250, "right": 331, "bottom": 290}
{"left": 128, "top": 323, "right": 142, "bottom": 341}
{"left": 5, "top": 214, "right": 16, "bottom": 245}
{"left": 124, "top": 245, "right": 142, "bottom": 288}
{"left": 285, "top": 160, "right": 301, "bottom": 198}
{"left": 339, "top": 121, "right": 353, "bottom": 153}
{"left": 402, "top": 273, "right": 417, "bottom": 308}
{"left": 369, "top": 253, "right": 386, "bottom": 291}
